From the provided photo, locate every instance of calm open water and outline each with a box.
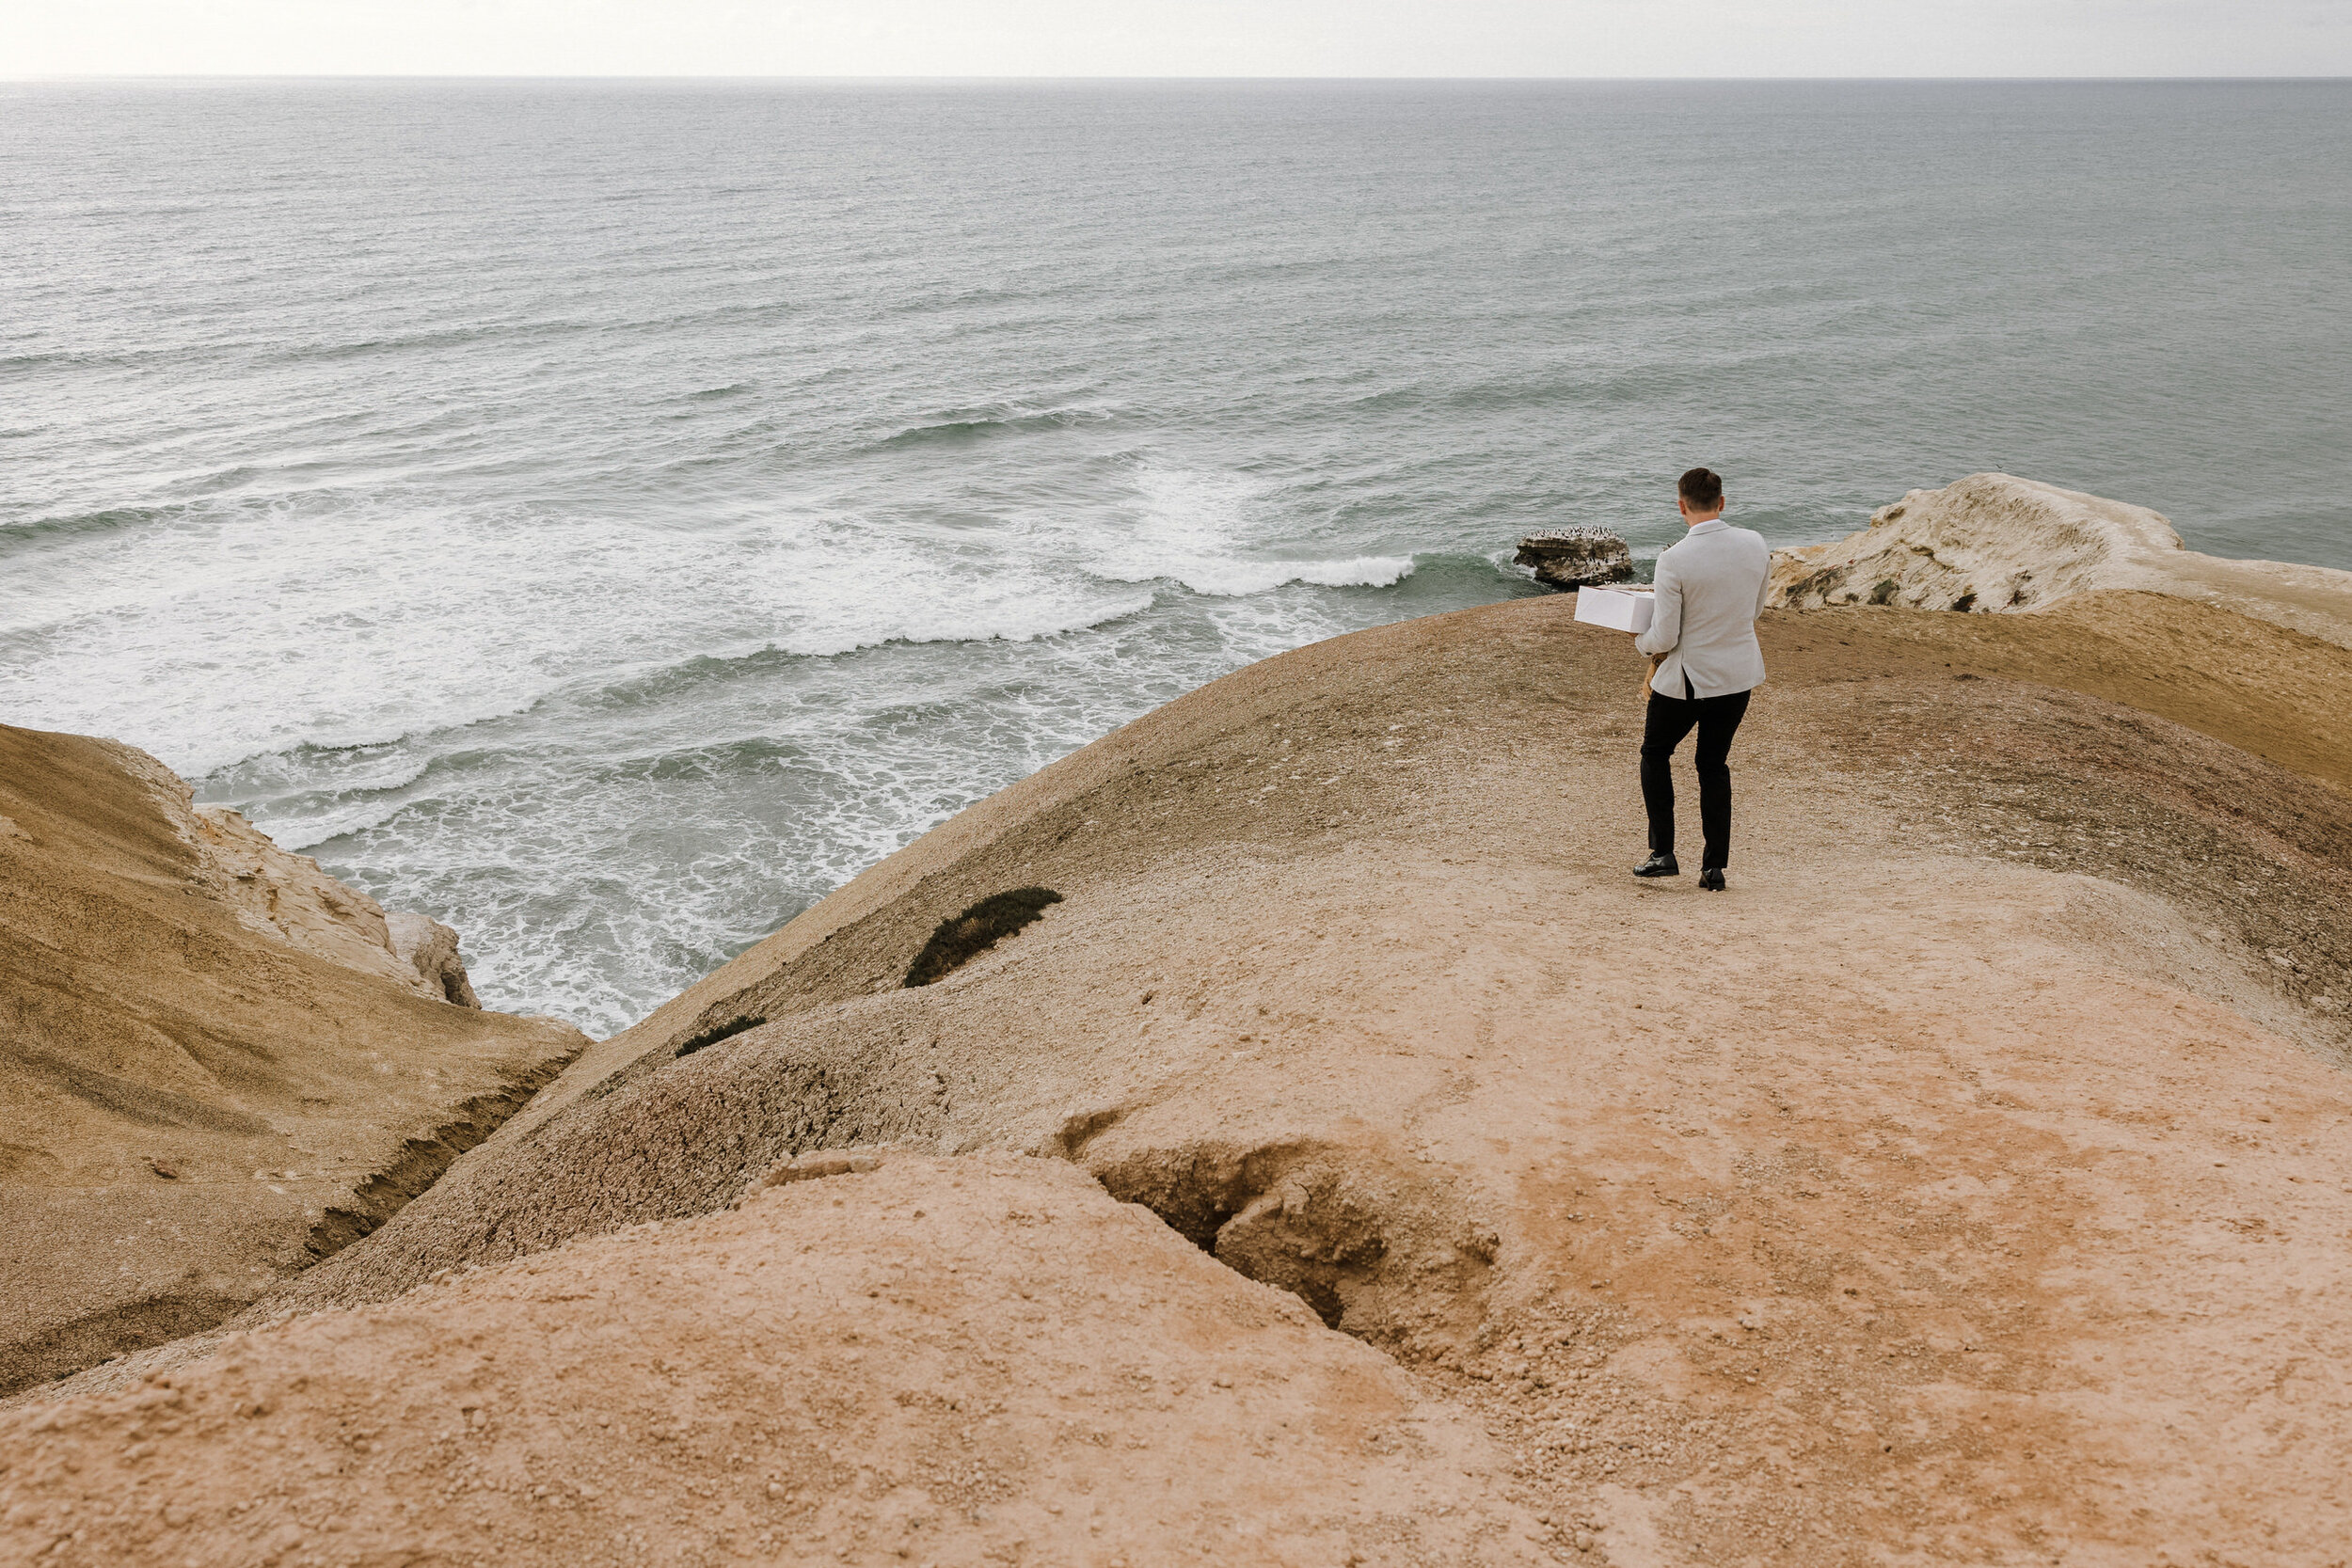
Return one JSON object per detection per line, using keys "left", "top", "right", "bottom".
{"left": 6, "top": 79, "right": 2348, "bottom": 1033}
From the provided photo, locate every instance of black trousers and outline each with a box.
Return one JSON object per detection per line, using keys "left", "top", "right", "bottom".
{"left": 1641, "top": 679, "right": 1752, "bottom": 870}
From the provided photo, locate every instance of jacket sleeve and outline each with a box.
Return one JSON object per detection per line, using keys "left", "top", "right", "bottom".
{"left": 1755, "top": 537, "right": 1772, "bottom": 618}
{"left": 1635, "top": 555, "right": 1681, "bottom": 658}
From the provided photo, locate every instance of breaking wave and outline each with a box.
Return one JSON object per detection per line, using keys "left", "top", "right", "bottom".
{"left": 874, "top": 405, "right": 1119, "bottom": 449}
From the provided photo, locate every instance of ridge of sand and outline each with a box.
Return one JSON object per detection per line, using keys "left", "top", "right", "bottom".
{"left": 0, "top": 726, "right": 589, "bottom": 1397}
{"left": 1770, "top": 471, "right": 2352, "bottom": 651}
{"left": 8, "top": 482, "right": 2351, "bottom": 1564}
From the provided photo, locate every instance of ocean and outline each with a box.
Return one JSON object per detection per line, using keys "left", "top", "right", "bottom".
{"left": 6, "top": 79, "right": 2348, "bottom": 1035}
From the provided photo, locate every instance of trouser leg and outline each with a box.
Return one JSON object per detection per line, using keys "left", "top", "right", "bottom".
{"left": 1639, "top": 690, "right": 1703, "bottom": 856}
{"left": 1692, "top": 689, "right": 1752, "bottom": 870}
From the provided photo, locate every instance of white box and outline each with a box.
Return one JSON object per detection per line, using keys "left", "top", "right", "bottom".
{"left": 1574, "top": 585, "right": 1656, "bottom": 635}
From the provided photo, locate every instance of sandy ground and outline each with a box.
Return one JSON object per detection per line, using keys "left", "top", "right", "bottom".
{"left": 0, "top": 726, "right": 586, "bottom": 1396}
{"left": 7, "top": 562, "right": 2351, "bottom": 1564}
{"left": 0, "top": 1154, "right": 1549, "bottom": 1568}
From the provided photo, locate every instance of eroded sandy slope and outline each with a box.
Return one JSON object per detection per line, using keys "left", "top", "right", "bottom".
{"left": 107, "top": 583, "right": 2344, "bottom": 1565}
{"left": 0, "top": 725, "right": 587, "bottom": 1395}
{"left": 0, "top": 1154, "right": 1549, "bottom": 1568}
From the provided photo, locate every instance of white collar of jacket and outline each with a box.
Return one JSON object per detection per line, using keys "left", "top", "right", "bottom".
{"left": 1686, "top": 518, "right": 1728, "bottom": 536}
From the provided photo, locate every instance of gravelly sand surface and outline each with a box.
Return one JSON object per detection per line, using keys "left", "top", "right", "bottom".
{"left": 0, "top": 1154, "right": 1548, "bottom": 1567}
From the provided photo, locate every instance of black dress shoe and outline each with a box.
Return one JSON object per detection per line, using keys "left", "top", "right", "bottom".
{"left": 1633, "top": 851, "right": 1680, "bottom": 878}
{"left": 1698, "top": 867, "right": 1726, "bottom": 892}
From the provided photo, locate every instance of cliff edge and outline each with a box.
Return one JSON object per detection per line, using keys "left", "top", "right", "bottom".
{"left": 0, "top": 725, "right": 587, "bottom": 1396}
{"left": 6, "top": 479, "right": 2350, "bottom": 1566}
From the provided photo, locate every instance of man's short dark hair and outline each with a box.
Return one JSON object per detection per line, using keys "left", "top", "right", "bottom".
{"left": 1678, "top": 467, "right": 1724, "bottom": 510}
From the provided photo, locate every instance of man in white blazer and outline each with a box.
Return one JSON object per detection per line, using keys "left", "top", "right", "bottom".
{"left": 1630, "top": 467, "right": 1771, "bottom": 891}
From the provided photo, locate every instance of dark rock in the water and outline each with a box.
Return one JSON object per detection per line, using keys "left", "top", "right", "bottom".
{"left": 1515, "top": 530, "right": 1634, "bottom": 591}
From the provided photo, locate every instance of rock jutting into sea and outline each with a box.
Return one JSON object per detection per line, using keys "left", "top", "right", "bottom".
{"left": 5, "top": 477, "right": 2352, "bottom": 1567}
{"left": 1770, "top": 470, "right": 2352, "bottom": 648}
{"left": 1515, "top": 527, "right": 1635, "bottom": 590}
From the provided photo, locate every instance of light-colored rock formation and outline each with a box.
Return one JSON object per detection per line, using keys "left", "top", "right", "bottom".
{"left": 385, "top": 911, "right": 481, "bottom": 1008}
{"left": 101, "top": 742, "right": 485, "bottom": 1008}
{"left": 1, "top": 1154, "right": 1549, "bottom": 1568}
{"left": 0, "top": 725, "right": 587, "bottom": 1396}
{"left": 1769, "top": 471, "right": 2180, "bottom": 613}
{"left": 1771, "top": 471, "right": 2352, "bottom": 650}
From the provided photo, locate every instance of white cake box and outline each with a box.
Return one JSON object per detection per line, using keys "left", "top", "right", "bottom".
{"left": 1573, "top": 584, "right": 1656, "bottom": 635}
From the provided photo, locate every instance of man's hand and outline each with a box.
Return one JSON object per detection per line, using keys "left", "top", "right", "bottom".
{"left": 1640, "top": 654, "right": 1663, "bottom": 701}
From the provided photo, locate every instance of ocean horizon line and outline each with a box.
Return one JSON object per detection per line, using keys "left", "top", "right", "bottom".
{"left": 8, "top": 72, "right": 2351, "bottom": 85}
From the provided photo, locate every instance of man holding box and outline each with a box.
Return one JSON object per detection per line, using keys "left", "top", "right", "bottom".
{"left": 1631, "top": 467, "right": 1772, "bottom": 891}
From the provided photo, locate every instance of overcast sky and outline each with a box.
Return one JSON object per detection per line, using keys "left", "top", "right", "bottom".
{"left": 5, "top": 0, "right": 2350, "bottom": 78}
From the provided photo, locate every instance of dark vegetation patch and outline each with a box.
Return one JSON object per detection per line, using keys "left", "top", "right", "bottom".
{"left": 904, "top": 888, "right": 1063, "bottom": 988}
{"left": 675, "top": 1016, "right": 765, "bottom": 1058}
{"left": 1950, "top": 592, "right": 1979, "bottom": 612}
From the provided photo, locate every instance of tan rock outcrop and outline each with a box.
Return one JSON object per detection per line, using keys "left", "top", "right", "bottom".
{"left": 1, "top": 1154, "right": 1549, "bottom": 1568}
{"left": 101, "top": 742, "right": 484, "bottom": 1008}
{"left": 385, "top": 911, "right": 481, "bottom": 1008}
{"left": 0, "top": 725, "right": 587, "bottom": 1396}
{"left": 1769, "top": 471, "right": 2179, "bottom": 613}
{"left": 1770, "top": 471, "right": 2352, "bottom": 650}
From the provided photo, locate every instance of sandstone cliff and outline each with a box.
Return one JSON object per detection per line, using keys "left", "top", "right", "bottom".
{"left": 106, "top": 740, "right": 477, "bottom": 1008}
{"left": 0, "top": 726, "right": 587, "bottom": 1396}
{"left": 7, "top": 483, "right": 2352, "bottom": 1566}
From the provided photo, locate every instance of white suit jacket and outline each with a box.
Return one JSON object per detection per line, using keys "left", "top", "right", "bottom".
{"left": 1634, "top": 518, "right": 1771, "bottom": 699}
